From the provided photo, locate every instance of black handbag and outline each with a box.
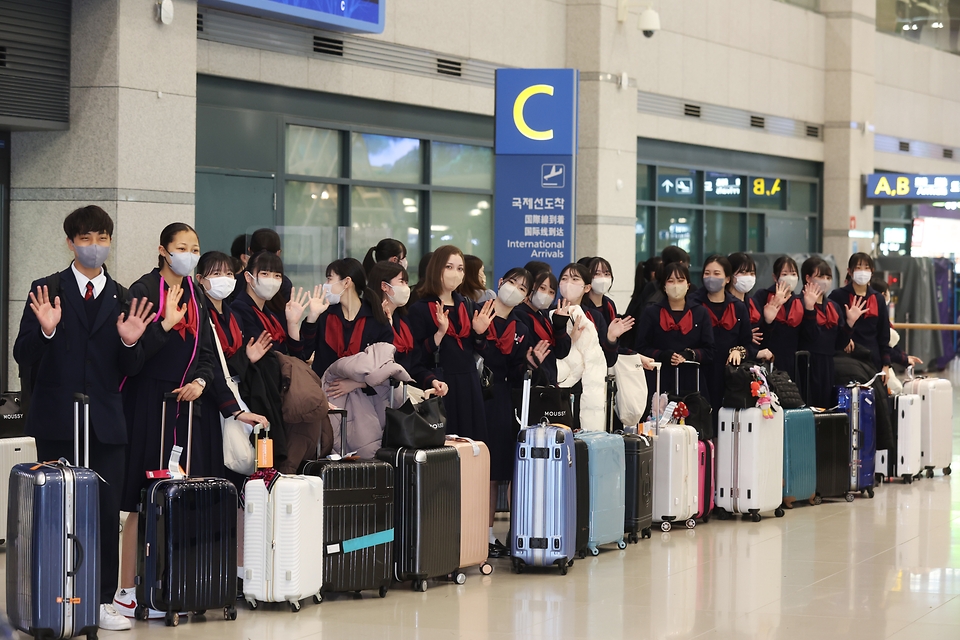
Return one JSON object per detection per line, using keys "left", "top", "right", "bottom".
{"left": 723, "top": 364, "right": 758, "bottom": 409}
{"left": 382, "top": 397, "right": 447, "bottom": 449}
{"left": 511, "top": 384, "right": 575, "bottom": 428}
{"left": 767, "top": 369, "right": 804, "bottom": 409}
{"left": 0, "top": 393, "right": 25, "bottom": 439}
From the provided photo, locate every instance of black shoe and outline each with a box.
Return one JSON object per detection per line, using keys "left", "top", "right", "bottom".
{"left": 236, "top": 577, "right": 244, "bottom": 601}
{"left": 488, "top": 540, "right": 510, "bottom": 558}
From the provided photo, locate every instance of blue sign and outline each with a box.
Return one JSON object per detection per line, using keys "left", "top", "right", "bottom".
{"left": 494, "top": 69, "right": 578, "bottom": 278}
{"left": 200, "top": 0, "right": 384, "bottom": 33}
{"left": 865, "top": 173, "right": 960, "bottom": 200}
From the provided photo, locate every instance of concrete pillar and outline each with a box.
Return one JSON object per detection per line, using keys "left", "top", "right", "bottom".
{"left": 821, "top": 0, "right": 876, "bottom": 262}
{"left": 7, "top": 0, "right": 197, "bottom": 383}
{"left": 567, "top": 1, "right": 640, "bottom": 309}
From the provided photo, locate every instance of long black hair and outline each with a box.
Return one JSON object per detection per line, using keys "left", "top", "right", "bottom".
{"left": 362, "top": 239, "right": 406, "bottom": 273}
{"left": 326, "top": 257, "right": 388, "bottom": 324}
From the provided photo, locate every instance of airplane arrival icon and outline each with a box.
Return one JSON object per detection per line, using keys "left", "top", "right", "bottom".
{"left": 541, "top": 164, "right": 565, "bottom": 188}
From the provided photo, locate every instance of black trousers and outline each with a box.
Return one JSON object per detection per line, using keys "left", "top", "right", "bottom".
{"left": 36, "top": 435, "right": 125, "bottom": 605}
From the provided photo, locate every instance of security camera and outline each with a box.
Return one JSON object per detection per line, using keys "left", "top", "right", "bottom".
{"left": 638, "top": 8, "right": 660, "bottom": 37}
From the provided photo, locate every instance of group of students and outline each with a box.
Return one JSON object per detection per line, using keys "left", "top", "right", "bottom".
{"left": 13, "top": 204, "right": 921, "bottom": 632}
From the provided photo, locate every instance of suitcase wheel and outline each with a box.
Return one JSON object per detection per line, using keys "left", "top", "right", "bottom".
{"left": 926, "top": 468, "right": 935, "bottom": 478}
{"left": 313, "top": 594, "right": 323, "bottom": 605}
{"left": 774, "top": 507, "right": 785, "bottom": 518}
{"left": 289, "top": 600, "right": 302, "bottom": 613}
{"left": 87, "top": 632, "right": 97, "bottom": 640}
{"left": 224, "top": 606, "right": 237, "bottom": 621}
{"left": 590, "top": 547, "right": 599, "bottom": 556}
{"left": 845, "top": 493, "right": 855, "bottom": 502}
{"left": 480, "top": 562, "right": 493, "bottom": 576}
{"left": 452, "top": 571, "right": 466, "bottom": 585}
{"left": 556, "top": 559, "right": 568, "bottom": 576}
{"left": 379, "top": 585, "right": 389, "bottom": 598}
{"left": 641, "top": 528, "right": 652, "bottom": 539}
{"left": 134, "top": 605, "right": 149, "bottom": 621}
{"left": 245, "top": 599, "right": 258, "bottom": 610}
{"left": 413, "top": 580, "right": 428, "bottom": 593}
{"left": 660, "top": 521, "right": 672, "bottom": 533}
{"left": 165, "top": 612, "right": 179, "bottom": 627}
{"left": 685, "top": 518, "right": 697, "bottom": 529}
{"left": 512, "top": 558, "right": 525, "bottom": 574}
{"left": 617, "top": 540, "right": 627, "bottom": 550}
{"left": 812, "top": 495, "right": 823, "bottom": 506}
{"left": 944, "top": 466, "right": 952, "bottom": 476}
{"left": 875, "top": 473, "right": 884, "bottom": 485}
{"left": 902, "top": 474, "right": 913, "bottom": 485}
{"left": 867, "top": 487, "right": 875, "bottom": 499}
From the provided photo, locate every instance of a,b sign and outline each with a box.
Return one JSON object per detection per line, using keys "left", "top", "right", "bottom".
{"left": 495, "top": 69, "right": 578, "bottom": 156}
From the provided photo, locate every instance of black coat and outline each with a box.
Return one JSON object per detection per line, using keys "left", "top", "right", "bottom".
{"left": 829, "top": 284, "right": 891, "bottom": 371}
{"left": 14, "top": 267, "right": 145, "bottom": 444}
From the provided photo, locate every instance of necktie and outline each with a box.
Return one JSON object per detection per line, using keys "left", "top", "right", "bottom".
{"left": 84, "top": 282, "right": 94, "bottom": 301}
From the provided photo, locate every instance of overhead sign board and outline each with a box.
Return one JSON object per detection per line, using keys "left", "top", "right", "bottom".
{"left": 494, "top": 69, "right": 578, "bottom": 278}
{"left": 865, "top": 173, "right": 960, "bottom": 201}
{"left": 200, "top": 0, "right": 384, "bottom": 33}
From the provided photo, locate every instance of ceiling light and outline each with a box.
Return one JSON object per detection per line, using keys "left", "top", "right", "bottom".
{"left": 477, "top": 201, "right": 490, "bottom": 209}
{"left": 404, "top": 206, "right": 418, "bottom": 213}
{"left": 320, "top": 191, "right": 329, "bottom": 200}
{"left": 402, "top": 198, "right": 416, "bottom": 206}
{"left": 469, "top": 209, "right": 482, "bottom": 216}
{"left": 311, "top": 194, "right": 317, "bottom": 199}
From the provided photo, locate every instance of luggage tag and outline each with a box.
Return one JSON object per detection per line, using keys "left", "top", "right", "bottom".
{"left": 255, "top": 424, "right": 274, "bottom": 469}
{"left": 146, "top": 445, "right": 185, "bottom": 480}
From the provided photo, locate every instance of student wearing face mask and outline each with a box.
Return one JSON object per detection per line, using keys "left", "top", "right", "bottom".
{"left": 305, "top": 258, "right": 395, "bottom": 381}
{"left": 796, "top": 258, "right": 858, "bottom": 407}
{"left": 752, "top": 255, "right": 820, "bottom": 380}
{"left": 582, "top": 257, "right": 635, "bottom": 360}
{"left": 726, "top": 253, "right": 764, "bottom": 346}
{"left": 513, "top": 270, "right": 573, "bottom": 386}
{"left": 559, "top": 262, "right": 634, "bottom": 367}
{"left": 691, "top": 255, "right": 764, "bottom": 423}
{"left": 361, "top": 238, "right": 408, "bottom": 273}
{"left": 115, "top": 223, "right": 262, "bottom": 619}
{"left": 407, "top": 246, "right": 492, "bottom": 453}
{"left": 479, "top": 268, "right": 551, "bottom": 557}
{"left": 634, "top": 262, "right": 715, "bottom": 402}
{"left": 230, "top": 251, "right": 321, "bottom": 361}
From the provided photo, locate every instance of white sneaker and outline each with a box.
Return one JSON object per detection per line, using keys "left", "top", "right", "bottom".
{"left": 99, "top": 604, "right": 132, "bottom": 631}
{"left": 112, "top": 588, "right": 163, "bottom": 620}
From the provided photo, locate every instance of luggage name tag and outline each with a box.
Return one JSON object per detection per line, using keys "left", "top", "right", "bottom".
{"left": 168, "top": 445, "right": 185, "bottom": 479}
{"left": 255, "top": 424, "right": 274, "bottom": 469}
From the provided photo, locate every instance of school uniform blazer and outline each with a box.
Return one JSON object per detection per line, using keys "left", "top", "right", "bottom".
{"left": 14, "top": 267, "right": 145, "bottom": 444}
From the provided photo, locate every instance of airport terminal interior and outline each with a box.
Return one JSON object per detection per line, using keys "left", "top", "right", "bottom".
{"left": 3, "top": 0, "right": 960, "bottom": 637}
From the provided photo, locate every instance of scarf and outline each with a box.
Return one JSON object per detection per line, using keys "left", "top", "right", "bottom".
{"left": 429, "top": 300, "right": 472, "bottom": 349}
{"left": 325, "top": 314, "right": 367, "bottom": 358}
{"left": 253, "top": 306, "right": 287, "bottom": 343}
{"left": 659, "top": 307, "right": 694, "bottom": 335}
{"left": 211, "top": 308, "right": 243, "bottom": 358}
{"left": 486, "top": 319, "right": 519, "bottom": 355}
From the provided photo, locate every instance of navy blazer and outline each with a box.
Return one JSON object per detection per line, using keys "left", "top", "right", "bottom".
{"left": 14, "top": 267, "right": 145, "bottom": 444}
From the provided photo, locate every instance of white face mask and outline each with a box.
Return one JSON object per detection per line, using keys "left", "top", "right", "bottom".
{"left": 779, "top": 274, "right": 799, "bottom": 291}
{"left": 497, "top": 282, "right": 525, "bottom": 307}
{"left": 386, "top": 282, "right": 410, "bottom": 306}
{"left": 813, "top": 277, "right": 832, "bottom": 295}
{"left": 251, "top": 275, "right": 281, "bottom": 301}
{"left": 591, "top": 276, "right": 612, "bottom": 295}
{"left": 323, "top": 282, "right": 343, "bottom": 305}
{"left": 852, "top": 269, "right": 872, "bottom": 286}
{"left": 167, "top": 251, "right": 199, "bottom": 277}
{"left": 733, "top": 274, "right": 755, "bottom": 293}
{"left": 559, "top": 281, "right": 584, "bottom": 301}
{"left": 665, "top": 282, "right": 688, "bottom": 301}
{"left": 203, "top": 276, "right": 236, "bottom": 301}
{"left": 531, "top": 290, "right": 555, "bottom": 310}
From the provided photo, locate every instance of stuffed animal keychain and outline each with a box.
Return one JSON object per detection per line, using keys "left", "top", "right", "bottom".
{"left": 749, "top": 366, "right": 777, "bottom": 420}
{"left": 672, "top": 402, "right": 690, "bottom": 424}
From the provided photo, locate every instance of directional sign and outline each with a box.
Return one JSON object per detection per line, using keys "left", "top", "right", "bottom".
{"left": 541, "top": 163, "right": 565, "bottom": 188}
{"left": 866, "top": 173, "right": 960, "bottom": 201}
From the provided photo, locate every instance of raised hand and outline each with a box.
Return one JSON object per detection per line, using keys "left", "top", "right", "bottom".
{"left": 774, "top": 281, "right": 792, "bottom": 306}
{"left": 161, "top": 283, "right": 187, "bottom": 332}
{"left": 526, "top": 339, "right": 551, "bottom": 367}
{"left": 607, "top": 316, "right": 634, "bottom": 342}
{"left": 845, "top": 296, "right": 867, "bottom": 327}
{"left": 245, "top": 331, "right": 274, "bottom": 364}
{"left": 29, "top": 285, "right": 62, "bottom": 337}
{"left": 433, "top": 305, "right": 450, "bottom": 346}
{"left": 554, "top": 298, "right": 571, "bottom": 317}
{"left": 471, "top": 299, "right": 496, "bottom": 334}
{"left": 285, "top": 287, "right": 308, "bottom": 325}
{"left": 116, "top": 298, "right": 156, "bottom": 345}
{"left": 801, "top": 282, "right": 820, "bottom": 310}
{"left": 569, "top": 321, "right": 586, "bottom": 344}
{"left": 306, "top": 284, "right": 329, "bottom": 322}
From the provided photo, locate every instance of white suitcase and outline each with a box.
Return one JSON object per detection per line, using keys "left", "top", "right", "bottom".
{"left": 0, "top": 436, "right": 36, "bottom": 544}
{"left": 652, "top": 423, "right": 699, "bottom": 532}
{"left": 902, "top": 376, "right": 953, "bottom": 476}
{"left": 716, "top": 407, "right": 785, "bottom": 521}
{"left": 876, "top": 393, "right": 922, "bottom": 483}
{"left": 243, "top": 474, "right": 324, "bottom": 610}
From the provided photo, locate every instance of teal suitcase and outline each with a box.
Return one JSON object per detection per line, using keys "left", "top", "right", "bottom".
{"left": 782, "top": 408, "right": 817, "bottom": 507}
{"left": 574, "top": 431, "right": 626, "bottom": 555}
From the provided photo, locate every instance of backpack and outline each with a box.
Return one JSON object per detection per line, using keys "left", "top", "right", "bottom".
{"left": 766, "top": 369, "right": 804, "bottom": 409}
{"left": 18, "top": 271, "right": 129, "bottom": 414}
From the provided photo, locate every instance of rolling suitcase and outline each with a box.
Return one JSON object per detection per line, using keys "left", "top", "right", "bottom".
{"left": 836, "top": 382, "right": 876, "bottom": 499}
{"left": 876, "top": 393, "right": 922, "bottom": 484}
{"left": 573, "top": 438, "right": 590, "bottom": 558}
{"left": 813, "top": 412, "right": 852, "bottom": 502}
{"left": 651, "top": 363, "right": 699, "bottom": 532}
{"left": 375, "top": 446, "right": 460, "bottom": 591}
{"left": 902, "top": 374, "right": 953, "bottom": 476}
{"left": 695, "top": 439, "right": 715, "bottom": 522}
{"left": 301, "top": 458, "right": 394, "bottom": 597}
{"left": 0, "top": 436, "right": 37, "bottom": 545}
{"left": 782, "top": 408, "right": 817, "bottom": 508}
{"left": 575, "top": 430, "right": 627, "bottom": 555}
{"left": 243, "top": 474, "right": 324, "bottom": 611}
{"left": 444, "top": 436, "right": 493, "bottom": 577}
{"left": 6, "top": 394, "right": 99, "bottom": 640}
{"left": 511, "top": 371, "right": 577, "bottom": 574}
{"left": 136, "top": 394, "right": 238, "bottom": 626}
{"left": 715, "top": 406, "right": 785, "bottom": 522}
{"left": 622, "top": 432, "right": 653, "bottom": 543}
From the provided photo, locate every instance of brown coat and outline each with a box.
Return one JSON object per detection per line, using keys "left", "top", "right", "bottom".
{"left": 275, "top": 353, "right": 334, "bottom": 472}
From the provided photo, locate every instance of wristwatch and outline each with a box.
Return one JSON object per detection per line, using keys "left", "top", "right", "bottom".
{"left": 194, "top": 378, "right": 207, "bottom": 389}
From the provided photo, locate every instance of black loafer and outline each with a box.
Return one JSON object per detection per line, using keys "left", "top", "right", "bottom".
{"left": 488, "top": 540, "right": 510, "bottom": 558}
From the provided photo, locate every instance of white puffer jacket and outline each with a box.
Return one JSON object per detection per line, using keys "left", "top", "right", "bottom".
{"left": 553, "top": 305, "right": 607, "bottom": 431}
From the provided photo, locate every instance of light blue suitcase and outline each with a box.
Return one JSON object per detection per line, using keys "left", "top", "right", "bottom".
{"left": 782, "top": 408, "right": 817, "bottom": 507}
{"left": 575, "top": 431, "right": 626, "bottom": 555}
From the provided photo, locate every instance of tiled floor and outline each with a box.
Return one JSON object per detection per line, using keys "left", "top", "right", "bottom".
{"left": 8, "top": 365, "right": 960, "bottom": 639}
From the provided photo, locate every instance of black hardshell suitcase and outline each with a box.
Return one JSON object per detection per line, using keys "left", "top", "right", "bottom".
{"left": 301, "top": 458, "right": 394, "bottom": 598}
{"left": 814, "top": 412, "right": 853, "bottom": 503}
{"left": 375, "top": 446, "right": 460, "bottom": 592}
{"left": 7, "top": 394, "right": 99, "bottom": 640}
{"left": 574, "top": 438, "right": 590, "bottom": 559}
{"left": 622, "top": 432, "right": 653, "bottom": 542}
{"left": 135, "top": 395, "right": 238, "bottom": 626}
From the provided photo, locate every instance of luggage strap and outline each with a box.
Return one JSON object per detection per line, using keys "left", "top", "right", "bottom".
{"left": 325, "top": 529, "right": 394, "bottom": 556}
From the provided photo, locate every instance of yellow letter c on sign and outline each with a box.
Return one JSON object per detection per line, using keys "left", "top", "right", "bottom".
{"left": 513, "top": 84, "right": 554, "bottom": 141}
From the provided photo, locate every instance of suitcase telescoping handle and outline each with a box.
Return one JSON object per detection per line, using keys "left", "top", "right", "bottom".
{"left": 674, "top": 360, "right": 701, "bottom": 394}
{"left": 520, "top": 369, "right": 532, "bottom": 428}
{"left": 72, "top": 393, "right": 91, "bottom": 468}
{"left": 329, "top": 408, "right": 347, "bottom": 456}
{"left": 161, "top": 392, "right": 195, "bottom": 476}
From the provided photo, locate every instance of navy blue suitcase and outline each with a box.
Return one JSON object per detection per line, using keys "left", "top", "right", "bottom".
{"left": 6, "top": 394, "right": 100, "bottom": 640}
{"left": 135, "top": 395, "right": 238, "bottom": 626}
